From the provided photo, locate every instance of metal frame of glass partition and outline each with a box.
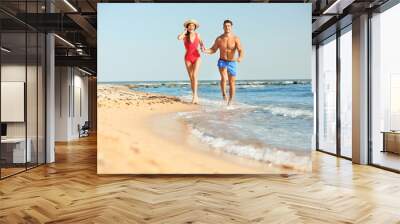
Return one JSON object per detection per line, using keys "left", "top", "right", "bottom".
{"left": 0, "top": 0, "right": 47, "bottom": 180}
{"left": 0, "top": 22, "right": 2, "bottom": 179}
{"left": 367, "top": 1, "right": 400, "bottom": 173}
{"left": 315, "top": 24, "right": 353, "bottom": 161}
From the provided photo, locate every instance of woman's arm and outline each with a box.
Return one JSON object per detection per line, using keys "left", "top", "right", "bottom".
{"left": 198, "top": 34, "right": 206, "bottom": 52}
{"left": 203, "top": 38, "right": 218, "bottom": 54}
{"left": 177, "top": 29, "right": 187, "bottom": 40}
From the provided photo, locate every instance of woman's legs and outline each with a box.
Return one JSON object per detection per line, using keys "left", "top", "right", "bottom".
{"left": 184, "top": 60, "right": 195, "bottom": 102}
{"left": 192, "top": 58, "right": 201, "bottom": 104}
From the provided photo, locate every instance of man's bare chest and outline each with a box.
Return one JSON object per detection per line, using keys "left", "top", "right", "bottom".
{"left": 218, "top": 38, "right": 236, "bottom": 50}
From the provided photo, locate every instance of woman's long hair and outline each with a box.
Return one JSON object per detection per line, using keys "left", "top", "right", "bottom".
{"left": 185, "top": 24, "right": 194, "bottom": 38}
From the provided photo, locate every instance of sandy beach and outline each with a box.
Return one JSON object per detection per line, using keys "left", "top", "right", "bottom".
{"left": 97, "top": 84, "right": 307, "bottom": 174}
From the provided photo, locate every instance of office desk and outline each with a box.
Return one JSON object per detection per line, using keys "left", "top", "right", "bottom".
{"left": 382, "top": 131, "right": 400, "bottom": 154}
{"left": 1, "top": 138, "right": 31, "bottom": 163}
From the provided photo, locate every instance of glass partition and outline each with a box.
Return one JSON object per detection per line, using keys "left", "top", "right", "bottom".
{"left": 1, "top": 31, "right": 28, "bottom": 177}
{"left": 371, "top": 3, "right": 400, "bottom": 171}
{"left": 317, "top": 35, "right": 337, "bottom": 154}
{"left": 0, "top": 1, "right": 46, "bottom": 179}
{"left": 38, "top": 32, "right": 45, "bottom": 165}
{"left": 26, "top": 0, "right": 44, "bottom": 169}
{"left": 339, "top": 27, "right": 352, "bottom": 158}
{"left": 27, "top": 30, "right": 38, "bottom": 169}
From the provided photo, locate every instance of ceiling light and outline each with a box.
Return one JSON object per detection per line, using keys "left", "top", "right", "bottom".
{"left": 322, "top": 0, "right": 355, "bottom": 15}
{"left": 63, "top": 0, "right": 78, "bottom": 12}
{"left": 54, "top": 34, "right": 75, "bottom": 48}
{"left": 1, "top": 47, "right": 11, "bottom": 53}
{"left": 78, "top": 67, "right": 92, "bottom": 76}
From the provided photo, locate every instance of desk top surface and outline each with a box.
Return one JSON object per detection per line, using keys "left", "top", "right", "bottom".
{"left": 1, "top": 138, "right": 29, "bottom": 143}
{"left": 381, "top": 131, "right": 400, "bottom": 134}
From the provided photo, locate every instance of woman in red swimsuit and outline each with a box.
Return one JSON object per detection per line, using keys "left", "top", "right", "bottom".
{"left": 177, "top": 19, "right": 205, "bottom": 104}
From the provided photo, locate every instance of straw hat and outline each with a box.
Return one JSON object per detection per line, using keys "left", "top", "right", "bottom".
{"left": 183, "top": 19, "right": 199, "bottom": 29}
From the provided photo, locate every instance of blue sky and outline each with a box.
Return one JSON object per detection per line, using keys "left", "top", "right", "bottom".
{"left": 98, "top": 3, "right": 311, "bottom": 82}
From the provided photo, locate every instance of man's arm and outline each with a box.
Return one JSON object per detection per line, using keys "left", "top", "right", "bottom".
{"left": 203, "top": 38, "right": 219, "bottom": 54}
{"left": 236, "top": 37, "right": 244, "bottom": 62}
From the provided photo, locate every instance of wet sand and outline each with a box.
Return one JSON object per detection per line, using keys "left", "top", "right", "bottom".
{"left": 97, "top": 84, "right": 305, "bottom": 174}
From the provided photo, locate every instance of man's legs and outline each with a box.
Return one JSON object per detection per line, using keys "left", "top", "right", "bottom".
{"left": 218, "top": 67, "right": 228, "bottom": 102}
{"left": 228, "top": 74, "right": 236, "bottom": 105}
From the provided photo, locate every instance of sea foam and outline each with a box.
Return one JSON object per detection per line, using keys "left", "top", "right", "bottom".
{"left": 189, "top": 126, "right": 311, "bottom": 171}
{"left": 262, "top": 105, "right": 313, "bottom": 119}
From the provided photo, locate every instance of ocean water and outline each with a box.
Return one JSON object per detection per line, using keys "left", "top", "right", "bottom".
{"left": 122, "top": 80, "right": 313, "bottom": 168}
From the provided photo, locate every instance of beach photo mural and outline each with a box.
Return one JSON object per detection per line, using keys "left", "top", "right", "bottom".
{"left": 97, "top": 3, "right": 312, "bottom": 174}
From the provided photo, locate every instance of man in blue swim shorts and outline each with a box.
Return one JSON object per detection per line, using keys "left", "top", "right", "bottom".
{"left": 202, "top": 19, "right": 244, "bottom": 105}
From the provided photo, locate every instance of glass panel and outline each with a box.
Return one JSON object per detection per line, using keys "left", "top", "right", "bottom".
{"left": 26, "top": 0, "right": 38, "bottom": 169}
{"left": 27, "top": 30, "right": 38, "bottom": 169}
{"left": 1, "top": 31, "right": 27, "bottom": 177}
{"left": 26, "top": 0, "right": 39, "bottom": 14}
{"left": 38, "top": 32, "right": 45, "bottom": 165}
{"left": 318, "top": 36, "right": 337, "bottom": 154}
{"left": 371, "top": 4, "right": 400, "bottom": 171}
{"left": 340, "top": 29, "right": 352, "bottom": 158}
{"left": 0, "top": 1, "right": 26, "bottom": 14}
{"left": 0, "top": 1, "right": 46, "bottom": 178}
{"left": 312, "top": 45, "right": 317, "bottom": 150}
{"left": 0, "top": 1, "right": 28, "bottom": 33}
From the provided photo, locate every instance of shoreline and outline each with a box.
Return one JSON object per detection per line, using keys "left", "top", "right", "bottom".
{"left": 97, "top": 84, "right": 310, "bottom": 174}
